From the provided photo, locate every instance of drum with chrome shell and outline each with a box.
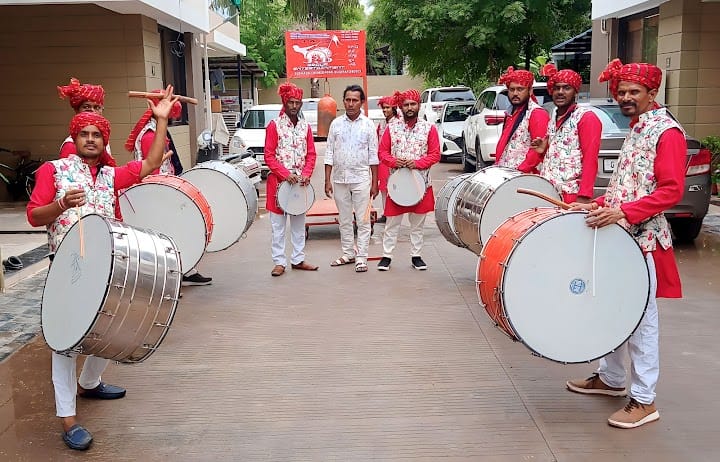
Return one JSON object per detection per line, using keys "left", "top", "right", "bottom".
{"left": 477, "top": 208, "right": 650, "bottom": 363}
{"left": 434, "top": 173, "right": 471, "bottom": 248}
{"left": 41, "top": 214, "right": 182, "bottom": 363}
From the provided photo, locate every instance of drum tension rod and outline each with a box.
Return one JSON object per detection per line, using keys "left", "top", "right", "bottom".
{"left": 163, "top": 295, "right": 180, "bottom": 301}
{"left": 153, "top": 322, "right": 169, "bottom": 327}
{"left": 112, "top": 251, "right": 129, "bottom": 260}
{"left": 99, "top": 310, "right": 116, "bottom": 317}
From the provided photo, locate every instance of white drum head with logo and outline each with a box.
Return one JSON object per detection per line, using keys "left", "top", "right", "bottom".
{"left": 42, "top": 215, "right": 113, "bottom": 351}
{"left": 388, "top": 168, "right": 425, "bottom": 207}
{"left": 502, "top": 212, "right": 649, "bottom": 363}
{"left": 277, "top": 182, "right": 315, "bottom": 216}
{"left": 182, "top": 161, "right": 258, "bottom": 251}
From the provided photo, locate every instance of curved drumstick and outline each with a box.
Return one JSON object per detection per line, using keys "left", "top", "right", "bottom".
{"left": 516, "top": 188, "right": 571, "bottom": 210}
{"left": 128, "top": 91, "right": 198, "bottom": 105}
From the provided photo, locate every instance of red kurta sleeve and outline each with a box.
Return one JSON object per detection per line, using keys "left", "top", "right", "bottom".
{"left": 263, "top": 120, "right": 292, "bottom": 181}
{"left": 517, "top": 108, "right": 550, "bottom": 173}
{"left": 300, "top": 125, "right": 317, "bottom": 178}
{"left": 494, "top": 115, "right": 512, "bottom": 164}
{"left": 576, "top": 111, "right": 602, "bottom": 199}
{"left": 413, "top": 125, "right": 441, "bottom": 169}
{"left": 59, "top": 140, "right": 75, "bottom": 158}
{"left": 620, "top": 128, "right": 686, "bottom": 225}
{"left": 113, "top": 161, "right": 144, "bottom": 190}
{"left": 26, "top": 162, "right": 58, "bottom": 226}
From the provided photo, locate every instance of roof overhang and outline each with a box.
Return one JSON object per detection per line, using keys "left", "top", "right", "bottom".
{"left": 552, "top": 29, "right": 592, "bottom": 55}
{"left": 207, "top": 29, "right": 246, "bottom": 58}
{"left": 592, "top": 0, "right": 669, "bottom": 20}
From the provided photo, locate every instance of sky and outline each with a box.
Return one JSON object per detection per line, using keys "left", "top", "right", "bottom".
{"left": 360, "top": 0, "right": 374, "bottom": 15}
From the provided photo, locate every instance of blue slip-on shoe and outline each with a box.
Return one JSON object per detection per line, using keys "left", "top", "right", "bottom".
{"left": 78, "top": 382, "right": 126, "bottom": 400}
{"left": 62, "top": 424, "right": 93, "bottom": 450}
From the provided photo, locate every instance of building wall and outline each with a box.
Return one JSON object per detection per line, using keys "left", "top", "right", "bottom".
{"left": 0, "top": 4, "right": 195, "bottom": 199}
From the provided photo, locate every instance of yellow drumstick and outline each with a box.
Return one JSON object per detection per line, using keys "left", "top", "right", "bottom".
{"left": 516, "top": 188, "right": 571, "bottom": 210}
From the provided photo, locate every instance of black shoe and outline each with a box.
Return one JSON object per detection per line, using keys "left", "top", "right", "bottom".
{"left": 78, "top": 382, "right": 126, "bottom": 400}
{"left": 376, "top": 215, "right": 387, "bottom": 223}
{"left": 377, "top": 257, "right": 391, "bottom": 271}
{"left": 411, "top": 256, "right": 427, "bottom": 270}
{"left": 182, "top": 272, "right": 212, "bottom": 286}
{"left": 62, "top": 424, "right": 93, "bottom": 451}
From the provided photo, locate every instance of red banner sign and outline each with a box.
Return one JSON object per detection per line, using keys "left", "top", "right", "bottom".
{"left": 285, "top": 30, "right": 366, "bottom": 79}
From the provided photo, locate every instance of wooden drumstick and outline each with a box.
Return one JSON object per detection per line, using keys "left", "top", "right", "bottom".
{"left": 128, "top": 91, "right": 198, "bottom": 105}
{"left": 516, "top": 188, "right": 571, "bottom": 210}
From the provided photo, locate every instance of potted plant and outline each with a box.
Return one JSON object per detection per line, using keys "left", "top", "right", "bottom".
{"left": 701, "top": 135, "right": 720, "bottom": 196}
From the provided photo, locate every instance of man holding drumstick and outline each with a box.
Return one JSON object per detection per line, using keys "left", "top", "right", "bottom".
{"left": 376, "top": 89, "right": 440, "bottom": 271}
{"left": 566, "top": 60, "right": 685, "bottom": 429}
{"left": 264, "top": 82, "right": 318, "bottom": 277}
{"left": 26, "top": 87, "right": 179, "bottom": 450}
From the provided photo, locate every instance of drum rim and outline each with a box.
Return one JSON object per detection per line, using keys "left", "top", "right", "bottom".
{"left": 388, "top": 168, "right": 425, "bottom": 207}
{"left": 41, "top": 214, "right": 116, "bottom": 353}
{"left": 499, "top": 210, "right": 651, "bottom": 364}
{"left": 277, "top": 182, "right": 315, "bottom": 216}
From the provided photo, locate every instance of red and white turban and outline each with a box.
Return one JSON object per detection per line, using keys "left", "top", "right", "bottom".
{"left": 541, "top": 64, "right": 582, "bottom": 93}
{"left": 124, "top": 90, "right": 182, "bottom": 152}
{"left": 393, "top": 89, "right": 421, "bottom": 107}
{"left": 598, "top": 58, "right": 662, "bottom": 98}
{"left": 378, "top": 95, "right": 396, "bottom": 108}
{"left": 498, "top": 67, "right": 535, "bottom": 88}
{"left": 278, "top": 82, "right": 303, "bottom": 104}
{"left": 69, "top": 112, "right": 110, "bottom": 145}
{"left": 58, "top": 78, "right": 105, "bottom": 110}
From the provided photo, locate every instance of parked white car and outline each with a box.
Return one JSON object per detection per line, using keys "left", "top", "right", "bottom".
{"left": 437, "top": 101, "right": 473, "bottom": 163}
{"left": 229, "top": 104, "right": 283, "bottom": 178}
{"left": 366, "top": 96, "right": 385, "bottom": 126}
{"left": 301, "top": 98, "right": 319, "bottom": 135}
{"left": 461, "top": 83, "right": 550, "bottom": 172}
{"left": 419, "top": 86, "right": 475, "bottom": 124}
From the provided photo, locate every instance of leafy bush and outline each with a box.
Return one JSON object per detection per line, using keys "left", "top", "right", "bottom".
{"left": 701, "top": 135, "right": 720, "bottom": 184}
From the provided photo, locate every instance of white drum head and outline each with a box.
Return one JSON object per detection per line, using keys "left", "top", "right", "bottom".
{"left": 42, "top": 214, "right": 113, "bottom": 351}
{"left": 119, "top": 183, "right": 207, "bottom": 273}
{"left": 502, "top": 212, "right": 649, "bottom": 363}
{"left": 278, "top": 183, "right": 315, "bottom": 216}
{"left": 479, "top": 174, "right": 560, "bottom": 245}
{"left": 182, "top": 164, "right": 255, "bottom": 252}
{"left": 388, "top": 168, "right": 425, "bottom": 206}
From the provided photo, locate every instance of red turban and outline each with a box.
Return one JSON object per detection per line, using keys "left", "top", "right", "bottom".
{"left": 378, "top": 95, "right": 396, "bottom": 107}
{"left": 58, "top": 78, "right": 105, "bottom": 110}
{"left": 541, "top": 64, "right": 582, "bottom": 93}
{"left": 124, "top": 90, "right": 182, "bottom": 152}
{"left": 278, "top": 82, "right": 303, "bottom": 104}
{"left": 393, "top": 89, "right": 421, "bottom": 107}
{"left": 69, "top": 112, "right": 110, "bottom": 145}
{"left": 598, "top": 58, "right": 662, "bottom": 98}
{"left": 498, "top": 67, "right": 535, "bottom": 88}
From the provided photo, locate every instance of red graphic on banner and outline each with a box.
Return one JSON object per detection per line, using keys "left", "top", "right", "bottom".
{"left": 285, "top": 30, "right": 366, "bottom": 79}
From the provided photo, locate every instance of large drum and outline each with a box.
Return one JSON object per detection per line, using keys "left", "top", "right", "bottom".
{"left": 181, "top": 160, "right": 257, "bottom": 252}
{"left": 277, "top": 182, "right": 315, "bottom": 216}
{"left": 119, "top": 175, "right": 213, "bottom": 273}
{"left": 387, "top": 167, "right": 425, "bottom": 207}
{"left": 454, "top": 166, "right": 561, "bottom": 255}
{"left": 41, "top": 214, "right": 182, "bottom": 363}
{"left": 477, "top": 208, "right": 650, "bottom": 363}
{"left": 434, "top": 173, "right": 471, "bottom": 248}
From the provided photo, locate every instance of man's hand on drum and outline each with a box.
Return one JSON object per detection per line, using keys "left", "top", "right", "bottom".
{"left": 62, "top": 188, "right": 87, "bottom": 208}
{"left": 299, "top": 175, "right": 311, "bottom": 186}
{"left": 584, "top": 207, "right": 626, "bottom": 228}
{"left": 286, "top": 173, "right": 300, "bottom": 184}
{"left": 530, "top": 136, "right": 549, "bottom": 154}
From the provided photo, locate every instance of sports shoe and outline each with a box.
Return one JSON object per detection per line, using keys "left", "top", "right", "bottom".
{"left": 411, "top": 256, "right": 427, "bottom": 270}
{"left": 608, "top": 399, "right": 659, "bottom": 429}
{"left": 182, "top": 272, "right": 212, "bottom": 286}
{"left": 566, "top": 373, "right": 626, "bottom": 397}
{"left": 377, "top": 257, "right": 391, "bottom": 271}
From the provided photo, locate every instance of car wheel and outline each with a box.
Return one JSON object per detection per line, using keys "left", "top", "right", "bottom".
{"left": 475, "top": 139, "right": 490, "bottom": 169}
{"left": 670, "top": 217, "right": 704, "bottom": 244}
{"left": 462, "top": 138, "right": 474, "bottom": 173}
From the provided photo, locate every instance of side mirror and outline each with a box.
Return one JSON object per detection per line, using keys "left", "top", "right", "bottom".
{"left": 236, "top": 121, "right": 242, "bottom": 128}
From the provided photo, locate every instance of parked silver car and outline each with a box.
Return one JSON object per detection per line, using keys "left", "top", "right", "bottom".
{"left": 544, "top": 99, "right": 712, "bottom": 243}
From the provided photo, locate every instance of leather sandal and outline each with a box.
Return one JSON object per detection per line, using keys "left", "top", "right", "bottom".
{"left": 271, "top": 265, "right": 285, "bottom": 277}
{"left": 291, "top": 261, "right": 319, "bottom": 271}
{"left": 330, "top": 256, "right": 355, "bottom": 266}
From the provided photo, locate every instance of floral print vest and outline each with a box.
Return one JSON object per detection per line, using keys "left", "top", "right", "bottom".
{"left": 540, "top": 106, "right": 591, "bottom": 195}
{"left": 388, "top": 119, "right": 432, "bottom": 186}
{"left": 47, "top": 155, "right": 116, "bottom": 252}
{"left": 605, "top": 108, "right": 683, "bottom": 252}
{"left": 498, "top": 100, "right": 542, "bottom": 169}
{"left": 133, "top": 119, "right": 174, "bottom": 175}
{"left": 274, "top": 113, "right": 310, "bottom": 174}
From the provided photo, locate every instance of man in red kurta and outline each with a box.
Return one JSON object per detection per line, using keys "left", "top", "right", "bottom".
{"left": 566, "top": 59, "right": 685, "bottom": 429}
{"left": 264, "top": 82, "right": 318, "bottom": 276}
{"left": 531, "top": 64, "right": 601, "bottom": 203}
{"left": 494, "top": 67, "right": 549, "bottom": 173}
{"left": 375, "top": 95, "right": 399, "bottom": 223}
{"left": 377, "top": 89, "right": 441, "bottom": 271}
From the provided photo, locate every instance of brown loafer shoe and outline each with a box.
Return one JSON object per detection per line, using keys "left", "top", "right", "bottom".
{"left": 291, "top": 261, "right": 319, "bottom": 271}
{"left": 271, "top": 265, "right": 285, "bottom": 277}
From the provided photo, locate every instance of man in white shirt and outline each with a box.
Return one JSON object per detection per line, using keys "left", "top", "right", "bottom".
{"left": 324, "top": 84, "right": 379, "bottom": 273}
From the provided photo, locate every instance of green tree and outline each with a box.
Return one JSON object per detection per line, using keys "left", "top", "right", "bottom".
{"left": 286, "top": 0, "right": 361, "bottom": 30}
{"left": 369, "top": 0, "right": 590, "bottom": 87}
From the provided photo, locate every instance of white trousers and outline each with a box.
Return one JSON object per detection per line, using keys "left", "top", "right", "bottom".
{"left": 382, "top": 213, "right": 426, "bottom": 258}
{"left": 333, "top": 180, "right": 372, "bottom": 262}
{"left": 598, "top": 253, "right": 659, "bottom": 404}
{"left": 270, "top": 211, "right": 306, "bottom": 266}
{"left": 52, "top": 352, "right": 109, "bottom": 417}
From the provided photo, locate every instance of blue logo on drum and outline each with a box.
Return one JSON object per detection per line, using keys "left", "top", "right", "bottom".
{"left": 569, "top": 278, "right": 586, "bottom": 295}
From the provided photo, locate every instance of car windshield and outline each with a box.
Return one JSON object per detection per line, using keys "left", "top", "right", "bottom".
{"left": 303, "top": 100, "right": 318, "bottom": 110}
{"left": 587, "top": 105, "right": 631, "bottom": 134}
{"left": 431, "top": 89, "right": 475, "bottom": 102}
{"left": 443, "top": 105, "right": 471, "bottom": 123}
{"left": 241, "top": 109, "right": 280, "bottom": 129}
{"left": 367, "top": 98, "right": 381, "bottom": 110}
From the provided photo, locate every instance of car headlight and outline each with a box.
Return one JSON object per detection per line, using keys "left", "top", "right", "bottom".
{"left": 444, "top": 133, "right": 460, "bottom": 141}
{"left": 231, "top": 137, "right": 246, "bottom": 150}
